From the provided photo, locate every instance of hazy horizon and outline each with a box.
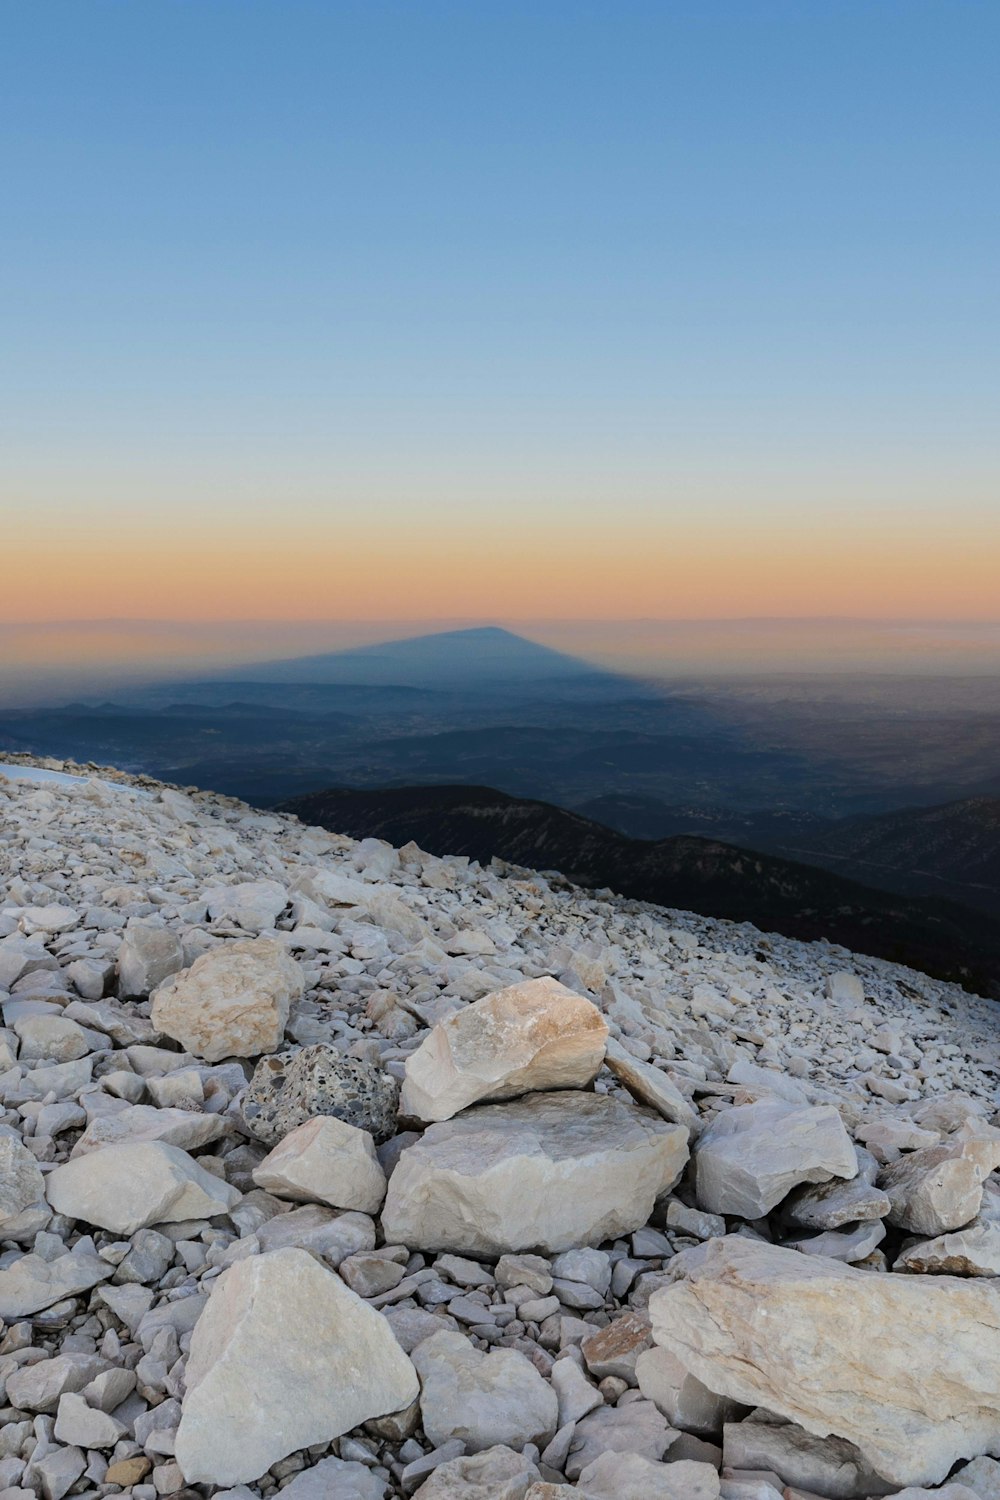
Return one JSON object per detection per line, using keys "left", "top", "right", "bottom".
{"left": 4, "top": 615, "right": 1000, "bottom": 708}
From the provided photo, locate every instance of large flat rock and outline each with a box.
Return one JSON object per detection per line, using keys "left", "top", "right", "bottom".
{"left": 382, "top": 1091, "right": 688, "bottom": 1255}
{"left": 649, "top": 1235, "right": 1000, "bottom": 1487}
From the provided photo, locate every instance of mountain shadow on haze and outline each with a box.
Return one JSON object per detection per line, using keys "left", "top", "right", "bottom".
{"left": 279, "top": 782, "right": 1000, "bottom": 999}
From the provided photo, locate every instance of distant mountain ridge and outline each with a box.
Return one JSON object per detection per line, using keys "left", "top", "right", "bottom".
{"left": 280, "top": 783, "right": 1000, "bottom": 998}
{"left": 576, "top": 793, "right": 1000, "bottom": 918}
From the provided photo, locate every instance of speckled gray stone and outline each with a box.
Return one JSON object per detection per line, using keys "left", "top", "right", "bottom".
{"left": 242, "top": 1045, "right": 399, "bottom": 1147}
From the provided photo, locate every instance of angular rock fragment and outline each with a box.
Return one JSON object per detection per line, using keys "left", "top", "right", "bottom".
{"left": 400, "top": 975, "right": 608, "bottom": 1122}
{"left": 0, "top": 1247, "right": 113, "bottom": 1319}
{"left": 636, "top": 1345, "right": 745, "bottom": 1434}
{"left": 242, "top": 1044, "right": 399, "bottom": 1146}
{"left": 895, "top": 1222, "right": 1000, "bottom": 1276}
{"left": 117, "top": 916, "right": 184, "bottom": 998}
{"left": 71, "top": 1103, "right": 230, "bottom": 1156}
{"left": 175, "top": 1247, "right": 419, "bottom": 1484}
{"left": 382, "top": 1091, "right": 688, "bottom": 1255}
{"left": 693, "top": 1100, "right": 857, "bottom": 1218}
{"left": 410, "top": 1444, "right": 540, "bottom": 1498}
{"left": 723, "top": 1419, "right": 896, "bottom": 1498}
{"left": 413, "top": 1329, "right": 558, "bottom": 1453}
{"left": 577, "top": 1451, "right": 721, "bottom": 1499}
{"left": 880, "top": 1143, "right": 984, "bottom": 1234}
{"left": 151, "top": 937, "right": 302, "bottom": 1062}
{"left": 0, "top": 1135, "right": 46, "bottom": 1228}
{"left": 252, "top": 1115, "right": 387, "bottom": 1213}
{"left": 603, "top": 1036, "right": 701, "bottom": 1133}
{"left": 650, "top": 1235, "right": 1000, "bottom": 1486}
{"left": 46, "top": 1141, "right": 240, "bottom": 1233}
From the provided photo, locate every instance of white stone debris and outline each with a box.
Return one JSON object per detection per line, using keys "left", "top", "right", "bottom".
{"left": 0, "top": 753, "right": 998, "bottom": 1500}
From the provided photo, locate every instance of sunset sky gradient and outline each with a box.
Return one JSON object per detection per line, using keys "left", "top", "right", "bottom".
{"left": 4, "top": 1, "right": 998, "bottom": 639}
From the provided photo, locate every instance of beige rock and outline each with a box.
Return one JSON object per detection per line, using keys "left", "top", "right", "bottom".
{"left": 693, "top": 1101, "right": 857, "bottom": 1218}
{"left": 577, "top": 1451, "right": 721, "bottom": 1499}
{"left": 603, "top": 1037, "right": 700, "bottom": 1134}
{"left": 252, "top": 1115, "right": 386, "bottom": 1213}
{"left": 0, "top": 1249, "right": 113, "bottom": 1320}
{"left": 410, "top": 1443, "right": 540, "bottom": 1497}
{"left": 400, "top": 976, "right": 608, "bottom": 1122}
{"left": 895, "top": 1223, "right": 1000, "bottom": 1276}
{"left": 880, "top": 1144, "right": 983, "bottom": 1235}
{"left": 411, "top": 1330, "right": 558, "bottom": 1454}
{"left": 175, "top": 1247, "right": 419, "bottom": 1485}
{"left": 650, "top": 1235, "right": 1000, "bottom": 1487}
{"left": 45, "top": 1141, "right": 240, "bottom": 1233}
{"left": 151, "top": 937, "right": 302, "bottom": 1062}
{"left": 382, "top": 1091, "right": 688, "bottom": 1255}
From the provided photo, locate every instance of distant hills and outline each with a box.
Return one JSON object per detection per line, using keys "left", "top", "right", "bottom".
{"left": 577, "top": 793, "right": 1000, "bottom": 918}
{"left": 280, "top": 782, "right": 1000, "bottom": 997}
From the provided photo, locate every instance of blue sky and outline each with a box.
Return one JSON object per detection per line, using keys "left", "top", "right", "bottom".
{"left": 3, "top": 1, "right": 998, "bottom": 625}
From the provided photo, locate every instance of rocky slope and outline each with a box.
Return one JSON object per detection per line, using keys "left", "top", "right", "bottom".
{"left": 1, "top": 754, "right": 1000, "bottom": 1500}
{"left": 279, "top": 783, "right": 1000, "bottom": 996}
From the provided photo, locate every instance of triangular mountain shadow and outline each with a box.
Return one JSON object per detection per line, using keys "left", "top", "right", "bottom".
{"left": 222, "top": 626, "right": 632, "bottom": 691}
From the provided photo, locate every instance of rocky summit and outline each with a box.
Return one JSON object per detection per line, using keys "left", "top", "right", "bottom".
{"left": 1, "top": 757, "right": 999, "bottom": 1500}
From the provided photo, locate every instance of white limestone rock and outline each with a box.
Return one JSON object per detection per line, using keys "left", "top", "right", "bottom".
{"left": 175, "top": 1247, "right": 419, "bottom": 1485}
{"left": 650, "top": 1235, "right": 1000, "bottom": 1487}
{"left": 278, "top": 1456, "right": 387, "bottom": 1500}
{"left": 46, "top": 1141, "right": 240, "bottom": 1233}
{"left": 577, "top": 1451, "right": 721, "bottom": 1499}
{"left": 895, "top": 1223, "right": 1000, "bottom": 1276}
{"left": 151, "top": 937, "right": 302, "bottom": 1062}
{"left": 693, "top": 1100, "right": 857, "bottom": 1218}
{"left": 411, "top": 1329, "right": 558, "bottom": 1454}
{"left": 252, "top": 1115, "right": 387, "bottom": 1213}
{"left": 382, "top": 1090, "right": 688, "bottom": 1255}
{"left": 603, "top": 1036, "right": 700, "bottom": 1134}
{"left": 400, "top": 976, "right": 608, "bottom": 1122}
{"left": 71, "top": 1103, "right": 230, "bottom": 1157}
{"left": 636, "top": 1345, "right": 745, "bottom": 1435}
{"left": 410, "top": 1444, "right": 540, "bottom": 1498}
{"left": 880, "top": 1143, "right": 984, "bottom": 1235}
{"left": 0, "top": 1134, "right": 46, "bottom": 1228}
{"left": 204, "top": 880, "right": 289, "bottom": 932}
{"left": 117, "top": 917, "right": 185, "bottom": 998}
{"left": 0, "top": 1247, "right": 113, "bottom": 1319}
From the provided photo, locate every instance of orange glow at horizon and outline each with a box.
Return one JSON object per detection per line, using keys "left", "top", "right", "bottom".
{"left": 7, "top": 509, "right": 1000, "bottom": 625}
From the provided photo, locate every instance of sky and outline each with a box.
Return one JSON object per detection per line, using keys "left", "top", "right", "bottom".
{"left": 3, "top": 0, "right": 998, "bottom": 643}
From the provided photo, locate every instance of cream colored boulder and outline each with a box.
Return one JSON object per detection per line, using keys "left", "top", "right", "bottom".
{"left": 382, "top": 1091, "right": 688, "bottom": 1255}
{"left": 650, "top": 1235, "right": 1000, "bottom": 1487}
{"left": 45, "top": 1141, "right": 240, "bottom": 1233}
{"left": 880, "top": 1143, "right": 984, "bottom": 1235}
{"left": 693, "top": 1100, "right": 857, "bottom": 1218}
{"left": 400, "top": 976, "right": 608, "bottom": 1122}
{"left": 175, "top": 1247, "right": 419, "bottom": 1485}
{"left": 252, "top": 1115, "right": 387, "bottom": 1213}
{"left": 151, "top": 937, "right": 302, "bottom": 1061}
